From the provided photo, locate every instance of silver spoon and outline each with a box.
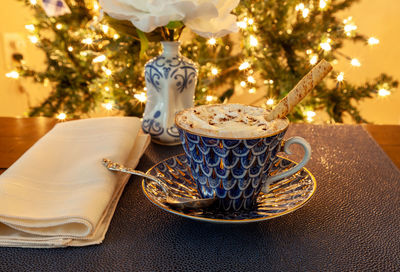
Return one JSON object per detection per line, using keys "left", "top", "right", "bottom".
{"left": 102, "top": 158, "right": 216, "bottom": 210}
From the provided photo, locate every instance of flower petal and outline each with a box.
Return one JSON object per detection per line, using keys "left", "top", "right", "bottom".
{"left": 185, "top": 13, "right": 238, "bottom": 38}
{"left": 100, "top": 0, "right": 239, "bottom": 36}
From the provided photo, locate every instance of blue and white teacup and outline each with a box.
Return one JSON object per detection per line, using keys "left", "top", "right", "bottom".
{"left": 175, "top": 108, "right": 311, "bottom": 211}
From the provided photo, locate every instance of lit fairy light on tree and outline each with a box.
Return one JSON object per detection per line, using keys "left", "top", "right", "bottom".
{"left": 266, "top": 99, "right": 274, "bottom": 106}
{"left": 319, "top": 0, "right": 328, "bottom": 10}
{"left": 57, "top": 112, "right": 67, "bottom": 120}
{"left": 103, "top": 102, "right": 114, "bottom": 110}
{"left": 337, "top": 72, "right": 345, "bottom": 82}
{"left": 211, "top": 67, "right": 219, "bottom": 75}
{"left": 368, "top": 37, "right": 379, "bottom": 45}
{"left": 29, "top": 35, "right": 39, "bottom": 44}
{"left": 25, "top": 24, "right": 35, "bottom": 31}
{"left": 239, "top": 61, "right": 250, "bottom": 70}
{"left": 134, "top": 92, "right": 147, "bottom": 103}
{"left": 93, "top": 55, "right": 106, "bottom": 63}
{"left": 81, "top": 37, "right": 93, "bottom": 45}
{"left": 305, "top": 111, "right": 316, "bottom": 122}
{"left": 310, "top": 55, "right": 318, "bottom": 65}
{"left": 350, "top": 58, "right": 361, "bottom": 67}
{"left": 320, "top": 39, "right": 332, "bottom": 51}
{"left": 378, "top": 88, "right": 391, "bottom": 97}
{"left": 6, "top": 71, "right": 20, "bottom": 79}
{"left": 247, "top": 76, "right": 255, "bottom": 84}
{"left": 249, "top": 35, "right": 258, "bottom": 47}
{"left": 207, "top": 38, "right": 216, "bottom": 45}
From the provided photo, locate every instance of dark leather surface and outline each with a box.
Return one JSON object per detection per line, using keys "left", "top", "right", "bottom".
{"left": 1, "top": 124, "right": 399, "bottom": 271}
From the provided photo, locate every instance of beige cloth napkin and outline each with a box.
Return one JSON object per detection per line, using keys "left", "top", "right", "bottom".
{"left": 0, "top": 117, "right": 150, "bottom": 248}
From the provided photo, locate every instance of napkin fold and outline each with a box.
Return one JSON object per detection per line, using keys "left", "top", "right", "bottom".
{"left": 0, "top": 117, "right": 150, "bottom": 248}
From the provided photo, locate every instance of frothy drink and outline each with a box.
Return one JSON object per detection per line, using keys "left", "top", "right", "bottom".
{"left": 175, "top": 104, "right": 288, "bottom": 138}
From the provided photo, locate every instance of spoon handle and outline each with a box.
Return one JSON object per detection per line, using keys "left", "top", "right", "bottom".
{"left": 102, "top": 158, "right": 168, "bottom": 194}
{"left": 266, "top": 59, "right": 332, "bottom": 121}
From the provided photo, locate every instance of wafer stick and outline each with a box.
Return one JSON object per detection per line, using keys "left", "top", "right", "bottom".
{"left": 265, "top": 59, "right": 333, "bottom": 121}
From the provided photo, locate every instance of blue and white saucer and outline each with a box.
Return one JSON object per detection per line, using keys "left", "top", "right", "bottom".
{"left": 142, "top": 154, "right": 316, "bottom": 223}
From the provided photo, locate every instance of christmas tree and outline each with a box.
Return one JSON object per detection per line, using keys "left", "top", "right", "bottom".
{"left": 8, "top": 0, "right": 398, "bottom": 122}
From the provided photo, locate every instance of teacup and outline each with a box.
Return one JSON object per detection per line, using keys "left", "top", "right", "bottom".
{"left": 175, "top": 104, "right": 311, "bottom": 211}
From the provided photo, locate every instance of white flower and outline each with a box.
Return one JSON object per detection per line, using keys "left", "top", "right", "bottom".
{"left": 99, "top": 0, "right": 239, "bottom": 38}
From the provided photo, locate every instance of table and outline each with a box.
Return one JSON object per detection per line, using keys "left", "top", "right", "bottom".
{"left": 1, "top": 117, "right": 399, "bottom": 173}
{"left": 0, "top": 117, "right": 399, "bottom": 271}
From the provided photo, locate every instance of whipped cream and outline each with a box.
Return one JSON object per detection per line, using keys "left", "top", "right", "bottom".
{"left": 175, "top": 104, "right": 288, "bottom": 138}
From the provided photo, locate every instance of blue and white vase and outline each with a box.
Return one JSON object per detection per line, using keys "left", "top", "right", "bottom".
{"left": 142, "top": 41, "right": 198, "bottom": 145}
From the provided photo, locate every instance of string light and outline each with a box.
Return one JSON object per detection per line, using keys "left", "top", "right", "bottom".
{"left": 29, "top": 35, "right": 39, "bottom": 44}
{"left": 302, "top": 8, "right": 310, "bottom": 18}
{"left": 296, "top": 3, "right": 305, "bottom": 11}
{"left": 102, "top": 66, "right": 112, "bottom": 76}
{"left": 310, "top": 55, "right": 318, "bottom": 65}
{"left": 351, "top": 58, "right": 361, "bottom": 67}
{"left": 93, "top": 2, "right": 100, "bottom": 11}
{"left": 306, "top": 49, "right": 313, "bottom": 55}
{"left": 57, "top": 112, "right": 66, "bottom": 120}
{"left": 368, "top": 37, "right": 379, "bottom": 45}
{"left": 239, "top": 61, "right": 250, "bottom": 70}
{"left": 266, "top": 98, "right": 274, "bottom": 105}
{"left": 343, "top": 17, "right": 357, "bottom": 36}
{"left": 68, "top": 46, "right": 73, "bottom": 52}
{"left": 113, "top": 34, "right": 120, "bottom": 39}
{"left": 25, "top": 24, "right": 35, "bottom": 31}
{"left": 103, "top": 102, "right": 113, "bottom": 110}
{"left": 247, "top": 18, "right": 254, "bottom": 25}
{"left": 6, "top": 71, "right": 20, "bottom": 79}
{"left": 82, "top": 37, "right": 93, "bottom": 45}
{"left": 320, "top": 38, "right": 332, "bottom": 51}
{"left": 206, "top": 95, "right": 215, "bottom": 102}
{"left": 105, "top": 86, "right": 110, "bottom": 92}
{"left": 306, "top": 111, "right": 316, "bottom": 122}
{"left": 56, "top": 23, "right": 62, "bottom": 30}
{"left": 240, "top": 81, "right": 247, "bottom": 87}
{"left": 344, "top": 24, "right": 357, "bottom": 33}
{"left": 101, "top": 25, "right": 109, "bottom": 34}
{"left": 320, "top": 42, "right": 331, "bottom": 51}
{"left": 29, "top": 0, "right": 37, "bottom": 5}
{"left": 378, "top": 88, "right": 391, "bottom": 97}
{"left": 207, "top": 38, "right": 216, "bottom": 45}
{"left": 134, "top": 92, "right": 147, "bottom": 102}
{"left": 343, "top": 17, "right": 352, "bottom": 24}
{"left": 319, "top": 0, "right": 327, "bottom": 9}
{"left": 247, "top": 76, "right": 256, "bottom": 84}
{"left": 237, "top": 21, "right": 247, "bottom": 29}
{"left": 337, "top": 72, "right": 344, "bottom": 82}
{"left": 249, "top": 88, "right": 256, "bottom": 94}
{"left": 211, "top": 67, "right": 219, "bottom": 75}
{"left": 93, "top": 55, "right": 106, "bottom": 63}
{"left": 249, "top": 35, "right": 258, "bottom": 47}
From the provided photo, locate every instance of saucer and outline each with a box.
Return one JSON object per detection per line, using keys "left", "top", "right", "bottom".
{"left": 142, "top": 154, "right": 316, "bottom": 223}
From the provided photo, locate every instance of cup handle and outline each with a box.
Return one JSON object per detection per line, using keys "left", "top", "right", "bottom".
{"left": 262, "top": 136, "right": 311, "bottom": 193}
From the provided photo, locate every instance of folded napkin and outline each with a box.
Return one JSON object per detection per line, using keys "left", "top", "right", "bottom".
{"left": 0, "top": 117, "right": 150, "bottom": 248}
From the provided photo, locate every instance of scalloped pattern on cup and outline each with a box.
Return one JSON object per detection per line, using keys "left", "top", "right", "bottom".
{"left": 178, "top": 129, "right": 286, "bottom": 211}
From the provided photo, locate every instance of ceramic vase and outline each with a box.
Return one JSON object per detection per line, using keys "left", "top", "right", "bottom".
{"left": 142, "top": 41, "right": 198, "bottom": 145}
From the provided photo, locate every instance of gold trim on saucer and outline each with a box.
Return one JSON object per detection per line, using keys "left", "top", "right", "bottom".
{"left": 142, "top": 154, "right": 317, "bottom": 224}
